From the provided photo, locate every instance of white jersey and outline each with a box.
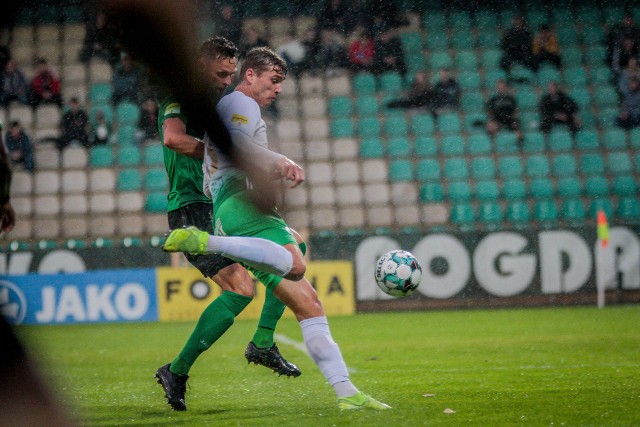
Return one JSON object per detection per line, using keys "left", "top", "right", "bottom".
{"left": 203, "top": 90, "right": 285, "bottom": 201}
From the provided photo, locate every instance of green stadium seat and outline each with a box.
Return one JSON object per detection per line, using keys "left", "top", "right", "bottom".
{"left": 534, "top": 200, "right": 559, "bottom": 226}
{"left": 475, "top": 180, "right": 500, "bottom": 200}
{"left": 451, "top": 31, "right": 475, "bottom": 49}
{"left": 577, "top": 7, "right": 601, "bottom": 27}
{"left": 612, "top": 175, "right": 637, "bottom": 197}
{"left": 355, "top": 96, "right": 378, "bottom": 117}
{"left": 467, "top": 134, "right": 492, "bottom": 155}
{"left": 510, "top": 65, "right": 536, "bottom": 87}
{"left": 597, "top": 108, "right": 620, "bottom": 129}
{"left": 461, "top": 91, "right": 484, "bottom": 112}
{"left": 385, "top": 115, "right": 409, "bottom": 137}
{"left": 406, "top": 54, "right": 427, "bottom": 73}
{"left": 537, "top": 67, "right": 561, "bottom": 87}
{"left": 379, "top": 72, "right": 404, "bottom": 95}
{"left": 563, "top": 67, "right": 588, "bottom": 88}
{"left": 331, "top": 118, "right": 355, "bottom": 138}
{"left": 580, "top": 110, "right": 597, "bottom": 129}
{"left": 635, "top": 153, "right": 640, "bottom": 173}
{"left": 475, "top": 10, "right": 498, "bottom": 31}
{"left": 607, "top": 152, "right": 633, "bottom": 174}
{"left": 589, "top": 199, "right": 614, "bottom": 220}
{"left": 552, "top": 154, "right": 577, "bottom": 176}
{"left": 441, "top": 135, "right": 465, "bottom": 156}
{"left": 515, "top": 90, "right": 538, "bottom": 110}
{"left": 117, "top": 145, "right": 141, "bottom": 165}
{"left": 115, "top": 102, "right": 141, "bottom": 127}
{"left": 478, "top": 202, "right": 503, "bottom": 228}
{"left": 630, "top": 129, "right": 640, "bottom": 148}
{"left": 416, "top": 158, "right": 440, "bottom": 181}
{"left": 603, "top": 129, "right": 627, "bottom": 149}
{"left": 90, "top": 146, "right": 114, "bottom": 167}
{"left": 449, "top": 11, "right": 473, "bottom": 30}
{"left": 502, "top": 179, "right": 526, "bottom": 200}
{"left": 400, "top": 32, "right": 423, "bottom": 53}
{"left": 89, "top": 83, "right": 113, "bottom": 104}
{"left": 389, "top": 160, "right": 414, "bottom": 182}
{"left": 481, "top": 49, "right": 502, "bottom": 70}
{"left": 498, "top": 156, "right": 523, "bottom": 178}
{"left": 548, "top": 130, "right": 573, "bottom": 152}
{"left": 506, "top": 201, "right": 531, "bottom": 227}
{"left": 456, "top": 50, "right": 478, "bottom": 69}
{"left": 444, "top": 158, "right": 468, "bottom": 180}
{"left": 617, "top": 197, "right": 640, "bottom": 221}
{"left": 484, "top": 70, "right": 507, "bottom": 88}
{"left": 386, "top": 137, "right": 412, "bottom": 158}
{"left": 448, "top": 181, "right": 473, "bottom": 201}
{"left": 526, "top": 155, "right": 550, "bottom": 177}
{"left": 353, "top": 73, "right": 376, "bottom": 95}
{"left": 329, "top": 97, "right": 352, "bottom": 118}
{"left": 358, "top": 117, "right": 381, "bottom": 138}
{"left": 585, "top": 176, "right": 609, "bottom": 197}
{"left": 425, "top": 32, "right": 448, "bottom": 50}
{"left": 118, "top": 168, "right": 142, "bottom": 191}
{"left": 450, "top": 203, "right": 475, "bottom": 229}
{"left": 561, "top": 199, "right": 586, "bottom": 223}
{"left": 471, "top": 157, "right": 496, "bottom": 179}
{"left": 420, "top": 183, "right": 444, "bottom": 202}
{"left": 575, "top": 130, "right": 600, "bottom": 151}
{"left": 411, "top": 114, "right": 435, "bottom": 136}
{"left": 561, "top": 47, "right": 583, "bottom": 67}
{"left": 580, "top": 153, "right": 605, "bottom": 175}
{"left": 591, "top": 66, "right": 612, "bottom": 85}
{"left": 582, "top": 26, "right": 605, "bottom": 45}
{"left": 530, "top": 178, "right": 554, "bottom": 199}
{"left": 117, "top": 125, "right": 136, "bottom": 145}
{"left": 594, "top": 87, "right": 619, "bottom": 107}
{"left": 414, "top": 136, "right": 437, "bottom": 156}
{"left": 585, "top": 46, "right": 606, "bottom": 66}
{"left": 523, "top": 131, "right": 545, "bottom": 153}
{"left": 557, "top": 177, "right": 582, "bottom": 197}
{"left": 145, "top": 192, "right": 168, "bottom": 212}
{"left": 430, "top": 52, "right": 453, "bottom": 70}
{"left": 143, "top": 143, "right": 164, "bottom": 166}
{"left": 520, "top": 111, "right": 540, "bottom": 132}
{"left": 495, "top": 132, "right": 519, "bottom": 154}
{"left": 360, "top": 138, "right": 384, "bottom": 158}
{"left": 527, "top": 9, "right": 548, "bottom": 28}
{"left": 145, "top": 168, "right": 169, "bottom": 192}
{"left": 569, "top": 88, "right": 591, "bottom": 110}
{"left": 437, "top": 113, "right": 461, "bottom": 135}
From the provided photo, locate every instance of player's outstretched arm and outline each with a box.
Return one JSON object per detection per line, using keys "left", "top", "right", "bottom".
{"left": 274, "top": 157, "right": 305, "bottom": 188}
{"left": 162, "top": 118, "right": 204, "bottom": 159}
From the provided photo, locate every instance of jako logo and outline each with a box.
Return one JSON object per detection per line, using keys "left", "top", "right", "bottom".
{"left": 0, "top": 280, "right": 27, "bottom": 324}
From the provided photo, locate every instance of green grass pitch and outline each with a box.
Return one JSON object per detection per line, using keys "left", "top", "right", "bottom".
{"left": 16, "top": 305, "right": 640, "bottom": 426}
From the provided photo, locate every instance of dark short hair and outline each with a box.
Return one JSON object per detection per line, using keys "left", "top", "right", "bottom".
{"left": 240, "top": 46, "right": 287, "bottom": 77}
{"left": 199, "top": 36, "right": 238, "bottom": 60}
{"left": 10, "top": 121, "right": 20, "bottom": 128}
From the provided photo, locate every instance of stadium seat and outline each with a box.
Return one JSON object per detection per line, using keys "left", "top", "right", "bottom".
{"left": 591, "top": 66, "right": 612, "bottom": 85}
{"left": 358, "top": 117, "right": 381, "bottom": 139}
{"left": 416, "top": 158, "right": 440, "bottom": 182}
{"left": 520, "top": 111, "right": 540, "bottom": 132}
{"left": 561, "top": 47, "right": 583, "bottom": 67}
{"left": 411, "top": 114, "right": 435, "bottom": 136}
{"left": 563, "top": 67, "right": 588, "bottom": 88}
{"left": 385, "top": 115, "right": 409, "bottom": 137}
{"left": 456, "top": 50, "right": 478, "bottom": 69}
{"left": 552, "top": 154, "right": 577, "bottom": 176}
{"left": 360, "top": 138, "right": 384, "bottom": 158}
{"left": 450, "top": 203, "right": 475, "bottom": 230}
{"left": 603, "top": 129, "right": 627, "bottom": 150}
{"left": 89, "top": 83, "right": 113, "bottom": 104}
{"left": 437, "top": 113, "right": 461, "bottom": 135}
{"left": 117, "top": 125, "right": 137, "bottom": 145}
{"left": 478, "top": 202, "right": 503, "bottom": 228}
{"left": 594, "top": 87, "right": 618, "bottom": 107}
{"left": 561, "top": 199, "right": 586, "bottom": 223}
{"left": 495, "top": 131, "right": 519, "bottom": 154}
{"left": 575, "top": 130, "right": 599, "bottom": 151}
{"left": 630, "top": 129, "right": 640, "bottom": 148}
{"left": 352, "top": 73, "right": 376, "bottom": 95}
{"left": 115, "top": 102, "right": 141, "bottom": 127}
{"left": 451, "top": 31, "right": 475, "bottom": 50}
{"left": 481, "top": 49, "right": 502, "bottom": 70}
{"left": 461, "top": 91, "right": 484, "bottom": 113}
{"left": 475, "top": 180, "right": 500, "bottom": 200}
{"left": 145, "top": 192, "right": 168, "bottom": 212}
{"left": 534, "top": 199, "right": 559, "bottom": 226}
{"left": 498, "top": 156, "right": 523, "bottom": 178}
{"left": 523, "top": 132, "right": 545, "bottom": 153}
{"left": 379, "top": 72, "right": 403, "bottom": 95}
{"left": 89, "top": 104, "right": 113, "bottom": 126}
{"left": 585, "top": 176, "right": 609, "bottom": 197}
{"left": 400, "top": 32, "right": 423, "bottom": 53}
{"left": 484, "top": 70, "right": 507, "bottom": 88}
{"left": 510, "top": 65, "right": 536, "bottom": 87}
{"left": 145, "top": 168, "right": 169, "bottom": 192}
{"left": 420, "top": 183, "right": 444, "bottom": 202}
{"left": 537, "top": 66, "right": 561, "bottom": 87}
{"left": 617, "top": 197, "right": 640, "bottom": 221}
{"left": 331, "top": 118, "right": 355, "bottom": 138}
{"left": 329, "top": 96, "right": 352, "bottom": 118}
{"left": 557, "top": 177, "right": 582, "bottom": 197}
{"left": 548, "top": 130, "right": 573, "bottom": 152}
{"left": 506, "top": 201, "right": 531, "bottom": 227}
{"left": 580, "top": 153, "right": 605, "bottom": 175}
{"left": 612, "top": 175, "right": 637, "bottom": 197}
{"left": 502, "top": 179, "right": 527, "bottom": 200}
{"left": 414, "top": 136, "right": 437, "bottom": 156}
{"left": 386, "top": 137, "right": 412, "bottom": 158}
{"left": 118, "top": 169, "right": 142, "bottom": 191}
{"left": 389, "top": 160, "right": 413, "bottom": 182}
{"left": 585, "top": 46, "right": 606, "bottom": 66}
{"left": 431, "top": 52, "right": 454, "bottom": 69}
{"left": 444, "top": 158, "right": 468, "bottom": 180}
{"left": 441, "top": 135, "right": 465, "bottom": 156}
{"left": 529, "top": 178, "right": 554, "bottom": 199}
{"left": 448, "top": 181, "right": 472, "bottom": 201}
{"left": 89, "top": 146, "right": 114, "bottom": 167}
{"left": 117, "top": 145, "right": 141, "bottom": 166}
{"left": 143, "top": 144, "right": 164, "bottom": 165}
{"left": 589, "top": 199, "right": 614, "bottom": 219}
{"left": 607, "top": 151, "right": 633, "bottom": 174}
{"left": 355, "top": 96, "right": 378, "bottom": 117}
{"left": 515, "top": 90, "right": 538, "bottom": 110}
{"left": 467, "top": 134, "right": 492, "bottom": 155}
{"left": 425, "top": 32, "right": 448, "bottom": 50}
{"left": 471, "top": 157, "right": 496, "bottom": 179}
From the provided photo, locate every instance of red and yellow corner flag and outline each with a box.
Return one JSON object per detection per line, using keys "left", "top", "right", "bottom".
{"left": 597, "top": 209, "right": 609, "bottom": 248}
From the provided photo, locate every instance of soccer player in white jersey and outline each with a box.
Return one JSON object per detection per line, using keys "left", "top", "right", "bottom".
{"left": 163, "top": 46, "right": 389, "bottom": 410}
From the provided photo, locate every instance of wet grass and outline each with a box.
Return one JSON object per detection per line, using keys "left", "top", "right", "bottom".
{"left": 17, "top": 305, "right": 640, "bottom": 426}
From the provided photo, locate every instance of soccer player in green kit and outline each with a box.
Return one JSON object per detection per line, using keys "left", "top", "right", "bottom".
{"left": 155, "top": 36, "right": 299, "bottom": 412}
{"left": 164, "top": 47, "right": 390, "bottom": 411}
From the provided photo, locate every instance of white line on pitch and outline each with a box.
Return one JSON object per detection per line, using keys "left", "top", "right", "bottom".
{"left": 274, "top": 333, "right": 358, "bottom": 374}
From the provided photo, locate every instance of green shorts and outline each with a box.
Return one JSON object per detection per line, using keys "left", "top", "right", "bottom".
{"left": 213, "top": 190, "right": 300, "bottom": 289}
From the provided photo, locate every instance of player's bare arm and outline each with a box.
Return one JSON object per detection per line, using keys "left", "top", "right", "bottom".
{"left": 274, "top": 157, "right": 305, "bottom": 188}
{"left": 162, "top": 118, "right": 204, "bottom": 158}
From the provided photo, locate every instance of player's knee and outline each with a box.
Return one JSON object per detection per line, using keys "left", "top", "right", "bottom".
{"left": 213, "top": 264, "right": 255, "bottom": 297}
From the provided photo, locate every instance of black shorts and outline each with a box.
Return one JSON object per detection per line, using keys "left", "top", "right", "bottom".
{"left": 167, "top": 202, "right": 235, "bottom": 278}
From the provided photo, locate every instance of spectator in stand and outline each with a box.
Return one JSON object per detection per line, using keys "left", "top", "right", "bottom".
{"left": 500, "top": 15, "right": 535, "bottom": 73}
{"left": 314, "top": 29, "right": 348, "bottom": 75}
{"left": 611, "top": 36, "right": 640, "bottom": 79}
{"left": 619, "top": 57, "right": 640, "bottom": 98}
{"left": 486, "top": 79, "right": 522, "bottom": 138}
{"left": 386, "top": 71, "right": 434, "bottom": 112}
{"left": 89, "top": 108, "right": 111, "bottom": 145}
{"left": 605, "top": 13, "right": 640, "bottom": 68}
{"left": 297, "top": 28, "right": 321, "bottom": 74}
{"left": 138, "top": 98, "right": 159, "bottom": 141}
{"left": 4, "top": 121, "right": 34, "bottom": 172}
{"left": 432, "top": 68, "right": 460, "bottom": 115}
{"left": 317, "top": 0, "right": 353, "bottom": 35}
{"left": 539, "top": 81, "right": 580, "bottom": 134}
{"left": 214, "top": 4, "right": 242, "bottom": 45}
{"left": 79, "top": 10, "right": 119, "bottom": 65}
{"left": 112, "top": 52, "right": 142, "bottom": 105}
{"left": 239, "top": 27, "right": 269, "bottom": 58}
{"left": 59, "top": 97, "right": 89, "bottom": 149}
{"left": 0, "top": 59, "right": 29, "bottom": 107}
{"left": 616, "top": 76, "right": 640, "bottom": 129}
{"left": 348, "top": 30, "right": 375, "bottom": 73}
{"left": 366, "top": 1, "right": 409, "bottom": 34}
{"left": 532, "top": 24, "right": 561, "bottom": 69}
{"left": 0, "top": 45, "right": 10, "bottom": 71}
{"left": 29, "top": 58, "right": 62, "bottom": 108}
{"left": 275, "top": 30, "right": 306, "bottom": 77}
{"left": 373, "top": 30, "right": 406, "bottom": 76}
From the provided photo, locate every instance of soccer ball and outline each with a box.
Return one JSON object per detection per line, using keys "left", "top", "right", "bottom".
{"left": 374, "top": 250, "right": 422, "bottom": 297}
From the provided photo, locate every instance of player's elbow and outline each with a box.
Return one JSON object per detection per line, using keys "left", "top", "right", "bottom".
{"left": 285, "top": 257, "right": 306, "bottom": 281}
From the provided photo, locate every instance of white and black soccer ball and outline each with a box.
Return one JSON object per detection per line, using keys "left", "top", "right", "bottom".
{"left": 374, "top": 250, "right": 422, "bottom": 297}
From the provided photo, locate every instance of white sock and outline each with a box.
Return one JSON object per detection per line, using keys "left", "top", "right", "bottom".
{"left": 300, "top": 316, "right": 358, "bottom": 398}
{"left": 206, "top": 235, "right": 293, "bottom": 277}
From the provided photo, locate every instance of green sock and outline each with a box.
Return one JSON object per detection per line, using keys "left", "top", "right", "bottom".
{"left": 251, "top": 277, "right": 285, "bottom": 348}
{"left": 170, "top": 291, "right": 252, "bottom": 376}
